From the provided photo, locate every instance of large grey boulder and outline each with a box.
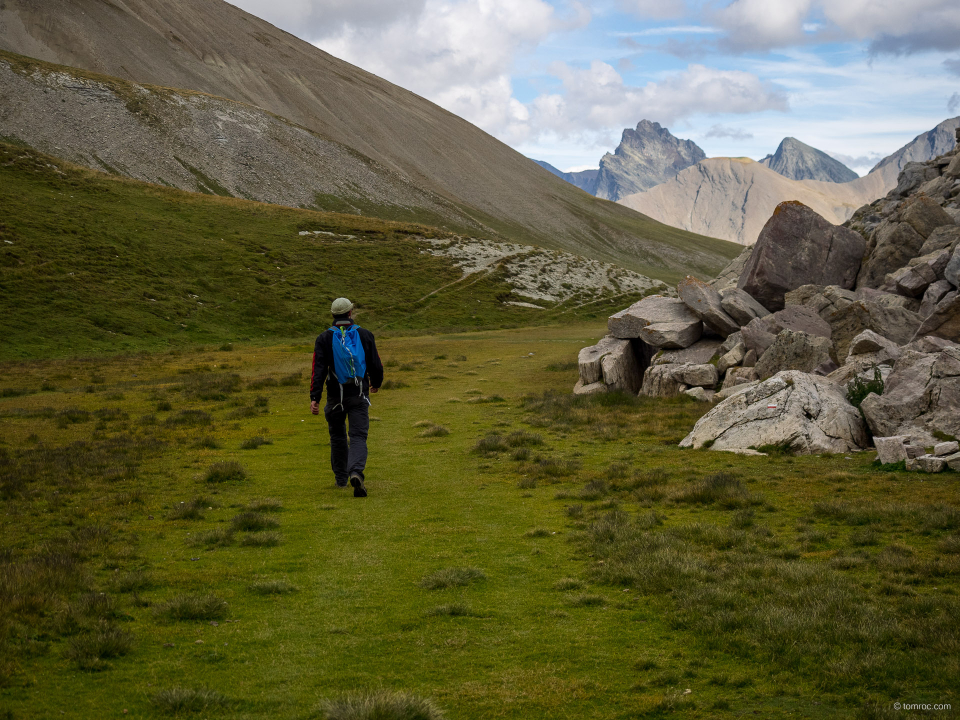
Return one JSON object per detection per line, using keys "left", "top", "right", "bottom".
{"left": 913, "top": 292, "right": 960, "bottom": 343}
{"left": 578, "top": 335, "right": 623, "bottom": 384}
{"left": 608, "top": 296, "right": 700, "bottom": 339}
{"left": 825, "top": 300, "right": 922, "bottom": 360}
{"left": 755, "top": 329, "right": 836, "bottom": 380}
{"left": 680, "top": 371, "right": 870, "bottom": 454}
{"left": 717, "top": 341, "right": 746, "bottom": 375}
{"left": 847, "top": 329, "right": 901, "bottom": 365}
{"left": 874, "top": 436, "right": 909, "bottom": 465}
{"left": 856, "top": 287, "right": 920, "bottom": 313}
{"left": 920, "top": 280, "right": 954, "bottom": 318}
{"left": 741, "top": 305, "right": 832, "bottom": 357}
{"left": 640, "top": 321, "right": 703, "bottom": 349}
{"left": 903, "top": 335, "right": 958, "bottom": 354}
{"left": 719, "top": 287, "right": 770, "bottom": 326}
{"left": 677, "top": 275, "right": 740, "bottom": 336}
{"left": 786, "top": 284, "right": 858, "bottom": 318}
{"left": 919, "top": 225, "right": 960, "bottom": 257}
{"left": 898, "top": 194, "right": 955, "bottom": 239}
{"left": 576, "top": 336, "right": 646, "bottom": 394}
{"left": 639, "top": 362, "right": 719, "bottom": 397}
{"left": 652, "top": 338, "right": 722, "bottom": 366}
{"left": 739, "top": 201, "right": 866, "bottom": 311}
{"left": 722, "top": 366, "right": 759, "bottom": 390}
{"left": 857, "top": 221, "right": 925, "bottom": 290}
{"left": 893, "top": 162, "right": 940, "bottom": 197}
{"left": 946, "top": 245, "right": 960, "bottom": 288}
{"left": 859, "top": 347, "right": 960, "bottom": 445}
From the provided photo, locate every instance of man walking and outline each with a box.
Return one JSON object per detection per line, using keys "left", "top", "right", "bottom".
{"left": 310, "top": 297, "right": 384, "bottom": 497}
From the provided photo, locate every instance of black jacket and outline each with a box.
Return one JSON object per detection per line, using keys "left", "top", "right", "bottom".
{"left": 310, "top": 323, "right": 384, "bottom": 403}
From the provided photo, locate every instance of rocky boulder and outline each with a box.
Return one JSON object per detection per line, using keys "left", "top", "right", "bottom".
{"left": 785, "top": 284, "right": 858, "bottom": 318}
{"left": 677, "top": 275, "right": 740, "bottom": 336}
{"left": 741, "top": 305, "right": 832, "bottom": 357}
{"left": 947, "top": 244, "right": 960, "bottom": 288}
{"left": 652, "top": 339, "right": 722, "bottom": 366}
{"left": 680, "top": 371, "right": 870, "bottom": 454}
{"left": 639, "top": 362, "right": 719, "bottom": 397}
{"left": 857, "top": 221, "right": 926, "bottom": 290}
{"left": 608, "top": 296, "right": 702, "bottom": 348}
{"left": 739, "top": 201, "right": 866, "bottom": 311}
{"left": 576, "top": 336, "right": 649, "bottom": 394}
{"left": 859, "top": 347, "right": 960, "bottom": 445}
{"left": 709, "top": 245, "right": 754, "bottom": 291}
{"left": 824, "top": 300, "right": 921, "bottom": 360}
{"left": 920, "top": 280, "right": 954, "bottom": 318}
{"left": 754, "top": 329, "right": 836, "bottom": 380}
{"left": 913, "top": 292, "right": 960, "bottom": 343}
{"left": 719, "top": 287, "right": 770, "bottom": 326}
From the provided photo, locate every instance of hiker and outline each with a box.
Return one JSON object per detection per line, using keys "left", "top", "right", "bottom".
{"left": 310, "top": 297, "right": 384, "bottom": 497}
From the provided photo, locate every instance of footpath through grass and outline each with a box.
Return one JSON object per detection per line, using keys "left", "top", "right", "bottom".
{"left": 1, "top": 323, "right": 958, "bottom": 719}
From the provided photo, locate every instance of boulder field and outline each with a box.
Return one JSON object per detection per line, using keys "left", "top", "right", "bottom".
{"left": 576, "top": 133, "right": 960, "bottom": 470}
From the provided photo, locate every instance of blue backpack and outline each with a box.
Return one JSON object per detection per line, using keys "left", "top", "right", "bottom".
{"left": 329, "top": 324, "right": 368, "bottom": 406}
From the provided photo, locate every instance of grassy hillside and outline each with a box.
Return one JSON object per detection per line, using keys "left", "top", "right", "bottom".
{"left": 0, "top": 326, "right": 956, "bottom": 718}
{"left": 0, "top": 142, "right": 655, "bottom": 361}
{"left": 0, "top": 48, "right": 742, "bottom": 283}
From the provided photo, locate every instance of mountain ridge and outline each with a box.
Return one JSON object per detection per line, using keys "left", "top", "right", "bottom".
{"left": 759, "top": 137, "right": 859, "bottom": 183}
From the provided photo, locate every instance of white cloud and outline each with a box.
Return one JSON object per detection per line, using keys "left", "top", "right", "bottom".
{"left": 704, "top": 124, "right": 753, "bottom": 140}
{"left": 231, "top": 0, "right": 427, "bottom": 34}
{"left": 617, "top": 0, "right": 689, "bottom": 20}
{"left": 708, "top": 0, "right": 960, "bottom": 54}
{"left": 531, "top": 62, "right": 787, "bottom": 137}
{"left": 949, "top": 93, "right": 960, "bottom": 114}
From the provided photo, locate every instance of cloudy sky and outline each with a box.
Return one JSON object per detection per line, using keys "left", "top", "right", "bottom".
{"left": 230, "top": 0, "right": 960, "bottom": 176}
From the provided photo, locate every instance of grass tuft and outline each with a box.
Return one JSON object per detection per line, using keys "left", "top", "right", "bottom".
{"left": 152, "top": 687, "right": 230, "bottom": 715}
{"left": 204, "top": 462, "right": 247, "bottom": 484}
{"left": 249, "top": 579, "right": 298, "bottom": 595}
{"left": 240, "top": 436, "right": 273, "bottom": 450}
{"left": 239, "top": 532, "right": 282, "bottom": 547}
{"left": 316, "top": 690, "right": 446, "bottom": 720}
{"left": 418, "top": 568, "right": 486, "bottom": 590}
{"left": 155, "top": 593, "right": 228, "bottom": 621}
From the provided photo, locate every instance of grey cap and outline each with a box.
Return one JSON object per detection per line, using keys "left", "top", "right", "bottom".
{"left": 331, "top": 297, "right": 353, "bottom": 315}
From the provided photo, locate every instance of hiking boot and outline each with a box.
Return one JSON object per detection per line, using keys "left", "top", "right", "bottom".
{"left": 335, "top": 477, "right": 348, "bottom": 488}
{"left": 349, "top": 473, "right": 367, "bottom": 498}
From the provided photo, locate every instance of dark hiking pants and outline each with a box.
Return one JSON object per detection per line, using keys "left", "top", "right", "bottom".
{"left": 324, "top": 395, "right": 370, "bottom": 483}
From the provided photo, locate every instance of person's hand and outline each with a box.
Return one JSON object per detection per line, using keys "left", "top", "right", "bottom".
{"left": 370, "top": 387, "right": 379, "bottom": 394}
{"left": 310, "top": 400, "right": 320, "bottom": 415}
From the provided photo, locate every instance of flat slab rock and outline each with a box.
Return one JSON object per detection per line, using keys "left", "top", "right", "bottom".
{"left": 608, "top": 296, "right": 699, "bottom": 339}
{"left": 680, "top": 370, "right": 869, "bottom": 455}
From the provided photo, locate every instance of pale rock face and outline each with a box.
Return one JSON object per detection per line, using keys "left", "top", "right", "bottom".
{"left": 608, "top": 296, "right": 699, "bottom": 339}
{"left": 859, "top": 347, "right": 960, "bottom": 444}
{"left": 639, "top": 362, "right": 718, "bottom": 397}
{"left": 741, "top": 305, "right": 832, "bottom": 357}
{"left": 934, "top": 441, "right": 960, "bottom": 457}
{"left": 874, "top": 436, "right": 909, "bottom": 465}
{"left": 601, "top": 341, "right": 643, "bottom": 394}
{"left": 920, "top": 280, "right": 954, "bottom": 318}
{"left": 825, "top": 301, "right": 921, "bottom": 360}
{"left": 685, "top": 386, "right": 715, "bottom": 402}
{"left": 640, "top": 321, "right": 703, "bottom": 349}
{"left": 918, "top": 225, "right": 960, "bottom": 257}
{"left": 717, "top": 342, "right": 746, "bottom": 376}
{"left": 677, "top": 275, "right": 740, "bottom": 336}
{"left": 847, "top": 329, "right": 901, "bottom": 362}
{"left": 719, "top": 287, "right": 770, "bottom": 326}
{"left": 898, "top": 195, "right": 955, "bottom": 239}
{"left": 755, "top": 330, "right": 836, "bottom": 380}
{"left": 913, "top": 292, "right": 960, "bottom": 343}
{"left": 680, "top": 371, "right": 870, "bottom": 454}
{"left": 573, "top": 380, "right": 607, "bottom": 395}
{"left": 652, "top": 339, "right": 722, "bottom": 366}
{"left": 946, "top": 245, "right": 960, "bottom": 288}
{"left": 857, "top": 221, "right": 926, "bottom": 290}
{"left": 578, "top": 336, "right": 627, "bottom": 385}
{"left": 722, "top": 366, "right": 759, "bottom": 390}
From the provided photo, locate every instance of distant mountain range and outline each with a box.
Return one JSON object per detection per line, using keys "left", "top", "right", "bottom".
{"left": 618, "top": 117, "right": 960, "bottom": 245}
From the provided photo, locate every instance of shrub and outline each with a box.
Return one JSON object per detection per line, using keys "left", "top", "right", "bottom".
{"left": 66, "top": 622, "right": 133, "bottom": 671}
{"left": 846, "top": 366, "right": 884, "bottom": 414}
{"left": 472, "top": 434, "right": 507, "bottom": 455}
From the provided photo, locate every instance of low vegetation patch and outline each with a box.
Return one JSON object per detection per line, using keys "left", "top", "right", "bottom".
{"left": 315, "top": 690, "right": 447, "bottom": 720}
{"left": 418, "top": 567, "right": 487, "bottom": 590}
{"left": 155, "top": 593, "right": 229, "bottom": 621}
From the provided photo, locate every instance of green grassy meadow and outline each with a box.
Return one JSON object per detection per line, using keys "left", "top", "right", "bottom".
{"left": 1, "top": 325, "right": 958, "bottom": 719}
{"left": 0, "top": 141, "right": 650, "bottom": 361}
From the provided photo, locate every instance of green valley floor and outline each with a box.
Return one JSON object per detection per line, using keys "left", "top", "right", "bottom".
{"left": 0, "top": 323, "right": 957, "bottom": 719}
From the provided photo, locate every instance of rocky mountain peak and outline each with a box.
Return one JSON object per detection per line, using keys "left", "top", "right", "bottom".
{"left": 594, "top": 120, "right": 706, "bottom": 201}
{"left": 759, "top": 137, "right": 859, "bottom": 183}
